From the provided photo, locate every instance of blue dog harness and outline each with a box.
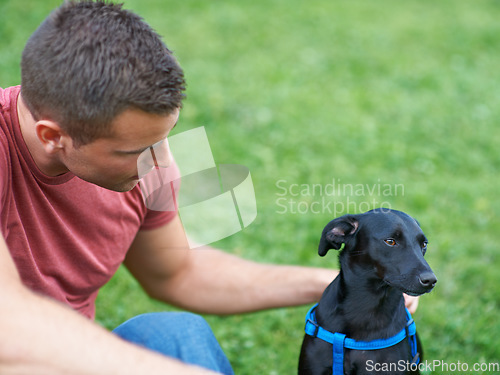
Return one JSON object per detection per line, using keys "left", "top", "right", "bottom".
{"left": 304, "top": 304, "right": 420, "bottom": 374}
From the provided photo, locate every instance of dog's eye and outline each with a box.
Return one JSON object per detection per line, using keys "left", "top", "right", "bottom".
{"left": 384, "top": 239, "right": 397, "bottom": 246}
{"left": 422, "top": 241, "right": 428, "bottom": 252}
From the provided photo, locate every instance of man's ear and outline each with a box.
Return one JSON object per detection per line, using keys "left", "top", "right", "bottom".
{"left": 318, "top": 214, "right": 359, "bottom": 256}
{"left": 35, "top": 120, "right": 66, "bottom": 154}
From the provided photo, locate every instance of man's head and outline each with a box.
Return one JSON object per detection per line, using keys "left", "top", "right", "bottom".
{"left": 21, "top": 0, "right": 185, "bottom": 147}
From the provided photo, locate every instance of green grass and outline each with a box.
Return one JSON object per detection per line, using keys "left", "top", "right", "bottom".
{"left": 2, "top": 0, "right": 499, "bottom": 373}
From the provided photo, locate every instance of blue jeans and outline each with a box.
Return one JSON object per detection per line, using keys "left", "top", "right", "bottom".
{"left": 112, "top": 312, "right": 234, "bottom": 374}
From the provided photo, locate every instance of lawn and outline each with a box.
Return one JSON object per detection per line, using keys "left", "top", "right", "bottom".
{"left": 1, "top": 0, "right": 499, "bottom": 374}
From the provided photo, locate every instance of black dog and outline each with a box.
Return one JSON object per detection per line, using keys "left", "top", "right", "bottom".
{"left": 299, "top": 209, "right": 436, "bottom": 375}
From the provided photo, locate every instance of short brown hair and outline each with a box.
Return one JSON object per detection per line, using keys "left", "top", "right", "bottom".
{"left": 21, "top": 0, "right": 185, "bottom": 146}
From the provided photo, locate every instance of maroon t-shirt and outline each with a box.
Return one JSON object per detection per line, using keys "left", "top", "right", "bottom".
{"left": 0, "top": 86, "right": 176, "bottom": 319}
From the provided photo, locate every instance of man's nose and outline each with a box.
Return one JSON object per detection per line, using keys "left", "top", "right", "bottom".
{"left": 137, "top": 139, "right": 172, "bottom": 179}
{"left": 150, "top": 139, "right": 172, "bottom": 168}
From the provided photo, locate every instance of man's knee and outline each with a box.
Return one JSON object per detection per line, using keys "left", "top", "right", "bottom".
{"left": 112, "top": 311, "right": 234, "bottom": 375}
{"left": 113, "top": 312, "right": 213, "bottom": 349}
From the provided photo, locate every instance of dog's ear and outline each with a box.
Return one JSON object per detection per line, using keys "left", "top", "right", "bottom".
{"left": 318, "top": 215, "right": 359, "bottom": 256}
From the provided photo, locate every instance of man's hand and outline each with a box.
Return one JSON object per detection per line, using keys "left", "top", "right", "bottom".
{"left": 404, "top": 294, "right": 419, "bottom": 314}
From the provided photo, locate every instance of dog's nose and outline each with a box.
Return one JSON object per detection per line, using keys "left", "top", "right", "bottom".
{"left": 419, "top": 272, "right": 437, "bottom": 289}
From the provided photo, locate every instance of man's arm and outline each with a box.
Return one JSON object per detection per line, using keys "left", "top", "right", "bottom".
{"left": 124, "top": 215, "right": 336, "bottom": 314}
{"left": 0, "top": 234, "right": 218, "bottom": 375}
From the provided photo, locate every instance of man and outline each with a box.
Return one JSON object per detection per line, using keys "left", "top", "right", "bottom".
{"left": 0, "top": 2, "right": 417, "bottom": 374}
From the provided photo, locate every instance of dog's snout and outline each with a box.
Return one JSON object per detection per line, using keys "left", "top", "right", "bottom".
{"left": 418, "top": 272, "right": 437, "bottom": 289}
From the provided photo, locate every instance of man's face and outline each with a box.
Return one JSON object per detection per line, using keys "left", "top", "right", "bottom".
{"left": 60, "top": 108, "right": 179, "bottom": 192}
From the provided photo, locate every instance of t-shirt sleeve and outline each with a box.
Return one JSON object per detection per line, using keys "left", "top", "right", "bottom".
{"left": 140, "top": 208, "right": 178, "bottom": 230}
{"left": 139, "top": 160, "right": 181, "bottom": 231}
{"left": 0, "top": 131, "right": 10, "bottom": 209}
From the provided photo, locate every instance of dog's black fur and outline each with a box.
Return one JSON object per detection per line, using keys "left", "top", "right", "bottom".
{"left": 299, "top": 209, "right": 436, "bottom": 375}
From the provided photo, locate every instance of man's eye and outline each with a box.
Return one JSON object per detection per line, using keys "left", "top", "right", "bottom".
{"left": 384, "top": 239, "right": 397, "bottom": 246}
{"left": 128, "top": 148, "right": 149, "bottom": 155}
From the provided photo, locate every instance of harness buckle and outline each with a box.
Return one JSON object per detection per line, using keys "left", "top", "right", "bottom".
{"left": 411, "top": 352, "right": 420, "bottom": 365}
{"left": 307, "top": 318, "right": 320, "bottom": 338}
{"left": 405, "top": 317, "right": 414, "bottom": 341}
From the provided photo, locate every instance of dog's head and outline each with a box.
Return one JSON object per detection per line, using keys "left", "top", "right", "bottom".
{"left": 318, "top": 208, "right": 437, "bottom": 296}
